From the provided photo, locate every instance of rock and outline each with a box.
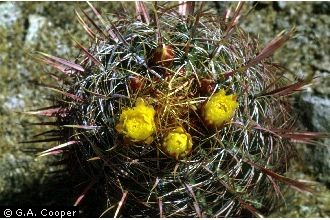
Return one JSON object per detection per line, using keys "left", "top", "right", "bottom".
{"left": 298, "top": 92, "right": 330, "bottom": 185}
{"left": 0, "top": 153, "right": 40, "bottom": 203}
{"left": 3, "top": 95, "right": 25, "bottom": 110}
{"left": 277, "top": 1, "right": 287, "bottom": 10}
{"left": 0, "top": 152, "right": 72, "bottom": 206}
{"left": 271, "top": 2, "right": 287, "bottom": 11}
{"left": 25, "top": 14, "right": 47, "bottom": 45}
{"left": 312, "top": 70, "right": 330, "bottom": 96}
{"left": 300, "top": 92, "right": 330, "bottom": 131}
{"left": 312, "top": 2, "right": 330, "bottom": 14}
{"left": 0, "top": 2, "right": 22, "bottom": 28}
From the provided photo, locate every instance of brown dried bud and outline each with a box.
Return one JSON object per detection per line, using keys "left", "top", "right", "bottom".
{"left": 200, "top": 77, "right": 216, "bottom": 95}
{"left": 150, "top": 44, "right": 174, "bottom": 68}
{"left": 129, "top": 76, "right": 145, "bottom": 92}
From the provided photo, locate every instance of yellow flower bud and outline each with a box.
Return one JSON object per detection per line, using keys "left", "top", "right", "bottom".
{"left": 202, "top": 89, "right": 238, "bottom": 127}
{"left": 116, "top": 98, "right": 156, "bottom": 143}
{"left": 163, "top": 127, "right": 192, "bottom": 159}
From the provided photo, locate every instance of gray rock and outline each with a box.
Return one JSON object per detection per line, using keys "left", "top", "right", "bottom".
{"left": 0, "top": 152, "right": 72, "bottom": 206}
{"left": 0, "top": 153, "right": 38, "bottom": 199}
{"left": 25, "top": 15, "right": 47, "bottom": 44}
{"left": 313, "top": 71, "right": 330, "bottom": 96}
{"left": 4, "top": 95, "right": 25, "bottom": 110}
{"left": 299, "top": 92, "right": 330, "bottom": 185}
{"left": 0, "top": 2, "right": 22, "bottom": 28}
{"left": 277, "top": 1, "right": 287, "bottom": 10}
{"left": 300, "top": 92, "right": 330, "bottom": 132}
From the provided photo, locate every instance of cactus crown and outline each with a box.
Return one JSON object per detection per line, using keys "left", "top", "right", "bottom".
{"left": 30, "top": 1, "right": 324, "bottom": 217}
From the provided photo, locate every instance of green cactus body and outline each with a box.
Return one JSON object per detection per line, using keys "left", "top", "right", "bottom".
{"left": 31, "top": 2, "right": 320, "bottom": 217}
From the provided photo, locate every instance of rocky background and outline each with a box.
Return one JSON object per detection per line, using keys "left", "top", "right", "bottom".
{"left": 0, "top": 2, "right": 329, "bottom": 217}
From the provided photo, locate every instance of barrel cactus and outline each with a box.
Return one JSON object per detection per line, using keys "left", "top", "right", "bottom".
{"left": 29, "top": 1, "right": 324, "bottom": 217}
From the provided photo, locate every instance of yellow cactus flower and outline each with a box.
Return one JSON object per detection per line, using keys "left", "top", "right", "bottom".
{"left": 116, "top": 98, "right": 156, "bottom": 143}
{"left": 202, "top": 89, "right": 238, "bottom": 127}
{"left": 163, "top": 127, "right": 192, "bottom": 159}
